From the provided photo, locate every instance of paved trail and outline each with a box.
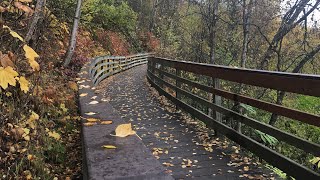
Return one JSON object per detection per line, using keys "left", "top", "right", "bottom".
{"left": 104, "top": 64, "right": 274, "bottom": 180}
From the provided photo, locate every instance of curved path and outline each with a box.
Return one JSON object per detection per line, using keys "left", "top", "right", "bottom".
{"left": 103, "top": 65, "right": 275, "bottom": 180}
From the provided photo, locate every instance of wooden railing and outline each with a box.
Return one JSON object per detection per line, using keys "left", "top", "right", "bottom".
{"left": 89, "top": 53, "right": 151, "bottom": 85}
{"left": 147, "top": 56, "right": 320, "bottom": 179}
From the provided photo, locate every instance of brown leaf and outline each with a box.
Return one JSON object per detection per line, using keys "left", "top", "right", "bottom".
{"left": 8, "top": 51, "right": 16, "bottom": 63}
{"left": 0, "top": 6, "right": 6, "bottom": 13}
{"left": 11, "top": 127, "right": 25, "bottom": 140}
{"left": 19, "top": 0, "right": 33, "bottom": 2}
{"left": 14, "top": 2, "right": 34, "bottom": 15}
{"left": 0, "top": 53, "right": 15, "bottom": 68}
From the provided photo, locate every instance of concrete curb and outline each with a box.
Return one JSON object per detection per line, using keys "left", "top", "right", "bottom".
{"left": 78, "top": 63, "right": 173, "bottom": 180}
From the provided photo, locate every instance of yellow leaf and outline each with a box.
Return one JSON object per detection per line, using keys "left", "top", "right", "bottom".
{"left": 87, "top": 118, "right": 100, "bottom": 122}
{"left": 23, "top": 45, "right": 40, "bottom": 71}
{"left": 115, "top": 123, "right": 136, "bottom": 137}
{"left": 243, "top": 166, "right": 249, "bottom": 171}
{"left": 101, "top": 121, "right": 113, "bottom": 125}
{"left": 102, "top": 145, "right": 117, "bottom": 149}
{"left": 60, "top": 103, "right": 68, "bottom": 113}
{"left": 6, "top": 92, "right": 12, "bottom": 97}
{"left": 0, "top": 66, "right": 19, "bottom": 89}
{"left": 22, "top": 128, "right": 30, "bottom": 141}
{"left": 23, "top": 128, "right": 30, "bottom": 135}
{"left": 68, "top": 81, "right": 78, "bottom": 91}
{"left": 80, "top": 93, "right": 88, "bottom": 97}
{"left": 3, "top": 25, "right": 24, "bottom": 41}
{"left": 19, "top": 76, "right": 29, "bottom": 93}
{"left": 84, "top": 122, "right": 97, "bottom": 126}
{"left": 27, "top": 154, "right": 35, "bottom": 161}
{"left": 48, "top": 131, "right": 61, "bottom": 140}
{"left": 24, "top": 135, "right": 30, "bottom": 141}
{"left": 27, "top": 112, "right": 39, "bottom": 129}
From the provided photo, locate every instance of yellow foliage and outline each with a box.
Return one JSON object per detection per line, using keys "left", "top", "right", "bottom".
{"left": 48, "top": 131, "right": 61, "bottom": 140}
{"left": 23, "top": 45, "right": 40, "bottom": 71}
{"left": 27, "top": 112, "right": 39, "bottom": 129}
{"left": 68, "top": 81, "right": 78, "bottom": 91}
{"left": 3, "top": 25, "right": 24, "bottom": 42}
{"left": 102, "top": 145, "right": 117, "bottom": 149}
{"left": 22, "top": 128, "right": 30, "bottom": 141}
{"left": 115, "top": 123, "right": 136, "bottom": 137}
{"left": 0, "top": 66, "right": 19, "bottom": 89}
{"left": 19, "top": 76, "right": 29, "bottom": 93}
{"left": 86, "top": 118, "right": 100, "bottom": 122}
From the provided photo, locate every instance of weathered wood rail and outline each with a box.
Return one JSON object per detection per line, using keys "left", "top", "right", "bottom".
{"left": 147, "top": 56, "right": 320, "bottom": 179}
{"left": 89, "top": 53, "right": 151, "bottom": 85}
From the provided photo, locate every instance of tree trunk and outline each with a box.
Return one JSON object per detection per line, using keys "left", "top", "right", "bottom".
{"left": 25, "top": 0, "right": 46, "bottom": 45}
{"left": 235, "top": 0, "right": 251, "bottom": 133}
{"left": 268, "top": 44, "right": 320, "bottom": 125}
{"left": 260, "top": 0, "right": 320, "bottom": 70}
{"left": 207, "top": 0, "right": 222, "bottom": 127}
{"left": 63, "top": 0, "right": 83, "bottom": 67}
{"left": 149, "top": 0, "right": 158, "bottom": 31}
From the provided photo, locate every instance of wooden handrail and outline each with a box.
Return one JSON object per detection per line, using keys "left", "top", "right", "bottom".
{"left": 152, "top": 57, "right": 320, "bottom": 97}
{"left": 89, "top": 53, "right": 152, "bottom": 85}
{"left": 147, "top": 56, "right": 320, "bottom": 179}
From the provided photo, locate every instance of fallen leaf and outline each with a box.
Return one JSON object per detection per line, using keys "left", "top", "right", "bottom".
{"left": 79, "top": 85, "right": 90, "bottom": 89}
{"left": 243, "top": 166, "right": 249, "bottom": 171}
{"left": 0, "top": 53, "right": 15, "bottom": 68}
{"left": 19, "top": 0, "right": 33, "bottom": 3}
{"left": 0, "top": 66, "right": 19, "bottom": 89}
{"left": 0, "top": 6, "right": 6, "bottom": 13}
{"left": 3, "top": 25, "right": 24, "bottom": 41}
{"left": 23, "top": 45, "right": 40, "bottom": 71}
{"left": 68, "top": 81, "right": 78, "bottom": 91}
{"left": 115, "top": 123, "right": 136, "bottom": 137}
{"left": 27, "top": 154, "right": 35, "bottom": 161}
{"left": 80, "top": 93, "right": 88, "bottom": 97}
{"left": 86, "top": 118, "right": 100, "bottom": 122}
{"left": 91, "top": 96, "right": 97, "bottom": 100}
{"left": 19, "top": 76, "right": 29, "bottom": 93}
{"left": 24, "top": 135, "right": 30, "bottom": 141}
{"left": 162, "top": 162, "right": 174, "bottom": 167}
{"left": 60, "top": 103, "right": 68, "bottom": 113}
{"left": 14, "top": 2, "right": 34, "bottom": 14}
{"left": 48, "top": 131, "right": 61, "bottom": 140}
{"left": 8, "top": 51, "right": 16, "bottom": 63}
{"left": 89, "top": 101, "right": 99, "bottom": 105}
{"left": 85, "top": 112, "right": 96, "bottom": 116}
{"left": 27, "top": 111, "right": 39, "bottom": 129}
{"left": 84, "top": 122, "right": 97, "bottom": 126}
{"left": 102, "top": 145, "right": 117, "bottom": 149}
{"left": 101, "top": 121, "right": 113, "bottom": 125}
